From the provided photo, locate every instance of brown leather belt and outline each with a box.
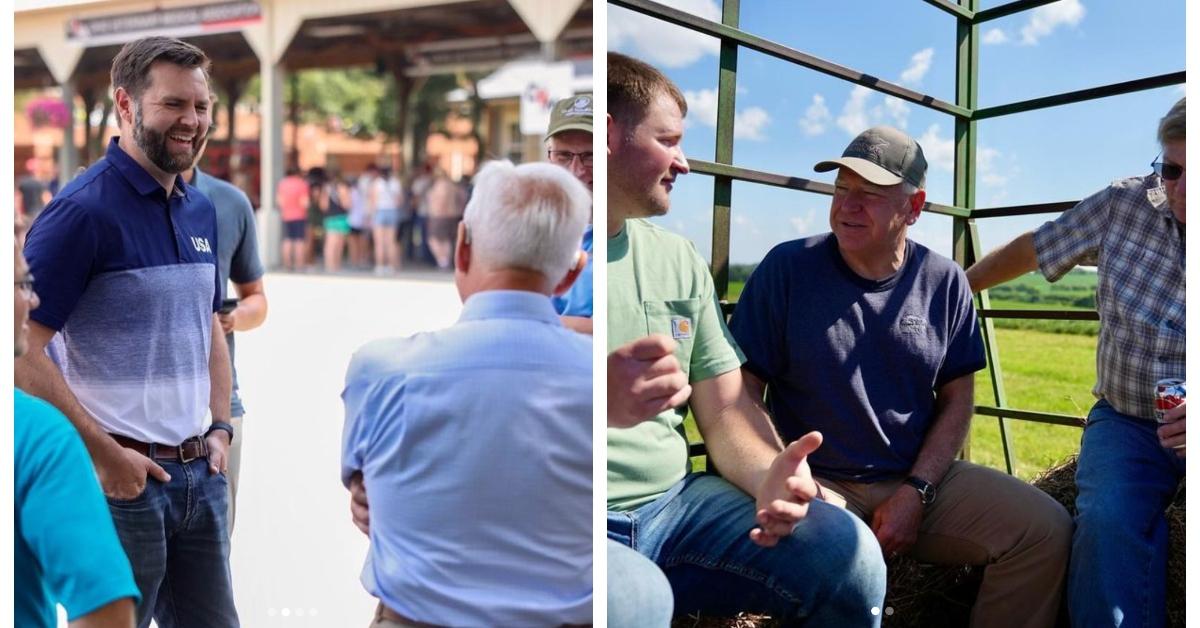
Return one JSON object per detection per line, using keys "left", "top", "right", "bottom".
{"left": 112, "top": 433, "right": 209, "bottom": 463}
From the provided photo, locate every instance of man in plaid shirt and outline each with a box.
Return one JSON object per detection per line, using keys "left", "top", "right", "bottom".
{"left": 967, "top": 98, "right": 1185, "bottom": 628}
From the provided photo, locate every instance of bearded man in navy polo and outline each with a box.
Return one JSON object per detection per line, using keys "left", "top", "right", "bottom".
{"left": 15, "top": 37, "right": 239, "bottom": 628}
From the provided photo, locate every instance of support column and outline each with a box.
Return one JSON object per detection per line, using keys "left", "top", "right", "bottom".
{"left": 259, "top": 62, "right": 286, "bottom": 268}
{"left": 58, "top": 79, "right": 79, "bottom": 178}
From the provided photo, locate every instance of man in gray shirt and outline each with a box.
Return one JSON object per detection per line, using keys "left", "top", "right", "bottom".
{"left": 185, "top": 103, "right": 268, "bottom": 531}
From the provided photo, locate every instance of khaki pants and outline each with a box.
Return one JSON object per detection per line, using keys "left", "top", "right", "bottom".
{"left": 818, "top": 460, "right": 1072, "bottom": 628}
{"left": 369, "top": 603, "right": 436, "bottom": 628}
{"left": 367, "top": 602, "right": 592, "bottom": 627}
{"left": 226, "top": 416, "right": 244, "bottom": 534}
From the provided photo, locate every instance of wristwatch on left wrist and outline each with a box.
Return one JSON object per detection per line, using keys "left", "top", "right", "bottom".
{"left": 206, "top": 421, "right": 235, "bottom": 443}
{"left": 904, "top": 475, "right": 937, "bottom": 505}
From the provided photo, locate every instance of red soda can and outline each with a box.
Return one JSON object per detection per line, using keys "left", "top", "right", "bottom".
{"left": 1154, "top": 378, "right": 1186, "bottom": 423}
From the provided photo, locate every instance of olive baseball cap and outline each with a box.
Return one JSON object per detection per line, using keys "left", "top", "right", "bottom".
{"left": 814, "top": 125, "right": 927, "bottom": 188}
{"left": 546, "top": 93, "right": 593, "bottom": 138}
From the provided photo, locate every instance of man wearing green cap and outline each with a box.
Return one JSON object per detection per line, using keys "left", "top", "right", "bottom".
{"left": 546, "top": 93, "right": 594, "bottom": 334}
{"left": 728, "top": 126, "right": 1074, "bottom": 628}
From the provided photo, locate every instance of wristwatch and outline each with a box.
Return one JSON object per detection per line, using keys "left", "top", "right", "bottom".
{"left": 206, "top": 421, "right": 235, "bottom": 443}
{"left": 904, "top": 476, "right": 937, "bottom": 505}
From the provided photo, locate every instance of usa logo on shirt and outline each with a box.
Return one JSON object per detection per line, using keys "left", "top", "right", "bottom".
{"left": 190, "top": 236, "right": 212, "bottom": 254}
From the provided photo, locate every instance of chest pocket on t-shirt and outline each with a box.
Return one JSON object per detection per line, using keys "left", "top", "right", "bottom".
{"left": 644, "top": 299, "right": 702, "bottom": 375}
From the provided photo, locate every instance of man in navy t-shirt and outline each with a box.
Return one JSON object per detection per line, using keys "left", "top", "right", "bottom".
{"left": 728, "top": 126, "right": 1072, "bottom": 628}
{"left": 14, "top": 37, "right": 239, "bottom": 628}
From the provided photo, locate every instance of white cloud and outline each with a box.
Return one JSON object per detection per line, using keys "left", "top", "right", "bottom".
{"left": 790, "top": 214, "right": 816, "bottom": 235}
{"left": 899, "top": 48, "right": 934, "bottom": 85}
{"left": 799, "top": 94, "right": 831, "bottom": 136}
{"left": 883, "top": 96, "right": 911, "bottom": 130}
{"left": 836, "top": 86, "right": 911, "bottom": 136}
{"left": 982, "top": 28, "right": 1010, "bottom": 45}
{"left": 684, "top": 89, "right": 719, "bottom": 128}
{"left": 917, "top": 124, "right": 955, "bottom": 172}
{"left": 1020, "top": 0, "right": 1086, "bottom": 45}
{"left": 608, "top": 0, "right": 722, "bottom": 68}
{"left": 683, "top": 88, "right": 770, "bottom": 140}
{"left": 836, "top": 86, "right": 875, "bottom": 136}
{"left": 735, "top": 107, "right": 770, "bottom": 140}
{"left": 977, "top": 147, "right": 1007, "bottom": 187}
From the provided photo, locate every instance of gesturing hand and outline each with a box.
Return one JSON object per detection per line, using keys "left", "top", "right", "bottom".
{"left": 607, "top": 335, "right": 691, "bottom": 428}
{"left": 871, "top": 486, "right": 923, "bottom": 558}
{"left": 750, "top": 431, "right": 823, "bottom": 548}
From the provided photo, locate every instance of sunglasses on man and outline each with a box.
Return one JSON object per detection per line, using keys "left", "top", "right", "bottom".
{"left": 1151, "top": 154, "right": 1184, "bottom": 181}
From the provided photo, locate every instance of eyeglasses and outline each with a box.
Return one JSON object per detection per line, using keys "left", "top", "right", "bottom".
{"left": 15, "top": 276, "right": 35, "bottom": 296}
{"left": 547, "top": 150, "right": 594, "bottom": 168}
{"left": 1151, "top": 154, "right": 1184, "bottom": 181}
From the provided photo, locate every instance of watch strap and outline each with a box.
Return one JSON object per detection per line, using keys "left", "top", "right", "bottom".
{"left": 206, "top": 421, "right": 235, "bottom": 442}
{"left": 904, "top": 476, "right": 936, "bottom": 504}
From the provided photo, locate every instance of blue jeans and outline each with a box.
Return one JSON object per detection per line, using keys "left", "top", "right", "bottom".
{"left": 1069, "top": 400, "right": 1185, "bottom": 628}
{"left": 107, "top": 457, "right": 239, "bottom": 628}
{"left": 608, "top": 539, "right": 673, "bottom": 628}
{"left": 608, "top": 473, "right": 886, "bottom": 626}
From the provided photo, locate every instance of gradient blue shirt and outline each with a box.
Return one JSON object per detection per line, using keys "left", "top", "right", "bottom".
{"left": 15, "top": 389, "right": 140, "bottom": 627}
{"left": 24, "top": 138, "right": 220, "bottom": 445}
{"left": 341, "top": 290, "right": 592, "bottom": 626}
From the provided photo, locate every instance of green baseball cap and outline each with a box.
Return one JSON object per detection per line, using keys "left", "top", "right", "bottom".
{"left": 546, "top": 93, "right": 593, "bottom": 139}
{"left": 814, "top": 125, "right": 928, "bottom": 188}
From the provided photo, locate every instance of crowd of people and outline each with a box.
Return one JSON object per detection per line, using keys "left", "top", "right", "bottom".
{"left": 277, "top": 160, "right": 471, "bottom": 275}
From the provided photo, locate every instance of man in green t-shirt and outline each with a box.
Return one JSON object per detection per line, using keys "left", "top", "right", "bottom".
{"left": 606, "top": 51, "right": 887, "bottom": 624}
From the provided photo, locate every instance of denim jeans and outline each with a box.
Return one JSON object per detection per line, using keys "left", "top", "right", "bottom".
{"left": 107, "top": 457, "right": 239, "bottom": 628}
{"left": 1069, "top": 400, "right": 1185, "bottom": 628}
{"left": 608, "top": 539, "right": 673, "bottom": 628}
{"left": 608, "top": 473, "right": 886, "bottom": 626}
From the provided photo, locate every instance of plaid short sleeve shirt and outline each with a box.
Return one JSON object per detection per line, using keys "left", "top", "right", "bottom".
{"left": 1033, "top": 175, "right": 1185, "bottom": 420}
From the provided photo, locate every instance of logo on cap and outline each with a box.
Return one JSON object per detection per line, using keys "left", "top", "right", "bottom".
{"left": 564, "top": 96, "right": 592, "bottom": 117}
{"left": 847, "top": 136, "right": 889, "bottom": 163}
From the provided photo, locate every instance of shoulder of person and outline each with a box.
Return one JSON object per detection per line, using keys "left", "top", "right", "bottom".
{"left": 14, "top": 390, "right": 80, "bottom": 463}
{"left": 346, "top": 334, "right": 433, "bottom": 384}
{"left": 905, "top": 239, "right": 973, "bottom": 289}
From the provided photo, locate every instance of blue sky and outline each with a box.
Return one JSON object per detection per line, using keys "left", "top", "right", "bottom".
{"left": 608, "top": 0, "right": 1186, "bottom": 264}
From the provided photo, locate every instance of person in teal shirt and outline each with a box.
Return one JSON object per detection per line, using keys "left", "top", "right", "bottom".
{"left": 15, "top": 221, "right": 140, "bottom": 628}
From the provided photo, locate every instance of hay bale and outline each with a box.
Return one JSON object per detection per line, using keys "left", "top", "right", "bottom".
{"left": 667, "top": 457, "right": 1185, "bottom": 628}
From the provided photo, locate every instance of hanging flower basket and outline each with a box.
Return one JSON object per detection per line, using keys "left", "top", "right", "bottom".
{"left": 26, "top": 97, "right": 71, "bottom": 129}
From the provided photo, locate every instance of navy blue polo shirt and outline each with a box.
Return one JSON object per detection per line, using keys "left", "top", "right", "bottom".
{"left": 24, "top": 137, "right": 221, "bottom": 445}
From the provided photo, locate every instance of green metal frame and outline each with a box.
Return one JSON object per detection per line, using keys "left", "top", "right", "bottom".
{"left": 610, "top": 0, "right": 1185, "bottom": 474}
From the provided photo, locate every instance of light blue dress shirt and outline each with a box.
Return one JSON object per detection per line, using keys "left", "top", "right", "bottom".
{"left": 341, "top": 290, "right": 593, "bottom": 627}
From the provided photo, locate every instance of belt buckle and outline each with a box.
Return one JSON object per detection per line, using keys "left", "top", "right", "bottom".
{"left": 178, "top": 437, "right": 207, "bottom": 464}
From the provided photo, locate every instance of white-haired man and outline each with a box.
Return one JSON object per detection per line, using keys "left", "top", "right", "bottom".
{"left": 967, "top": 98, "right": 1186, "bottom": 627}
{"left": 341, "top": 160, "right": 592, "bottom": 627}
